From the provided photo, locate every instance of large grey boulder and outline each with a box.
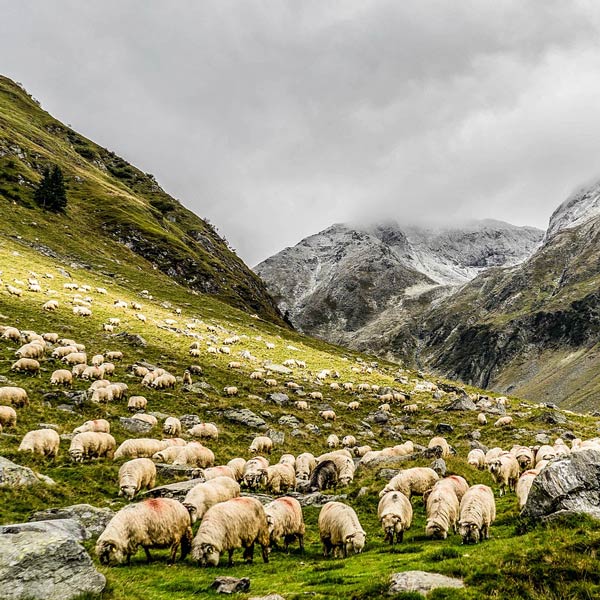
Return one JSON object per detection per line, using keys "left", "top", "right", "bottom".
{"left": 224, "top": 408, "right": 267, "bottom": 429}
{"left": 388, "top": 571, "right": 464, "bottom": 596}
{"left": 29, "top": 504, "right": 114, "bottom": 541}
{"left": 522, "top": 449, "right": 600, "bottom": 519}
{"left": 212, "top": 576, "right": 250, "bottom": 593}
{"left": 0, "top": 519, "right": 85, "bottom": 542}
{"left": 0, "top": 524, "right": 106, "bottom": 599}
{"left": 119, "top": 417, "right": 154, "bottom": 434}
{"left": 444, "top": 396, "right": 477, "bottom": 411}
{"left": 0, "top": 457, "right": 54, "bottom": 487}
{"left": 268, "top": 393, "right": 290, "bottom": 407}
{"left": 154, "top": 463, "right": 203, "bottom": 479}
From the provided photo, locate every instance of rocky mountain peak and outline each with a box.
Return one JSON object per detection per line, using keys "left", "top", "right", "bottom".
{"left": 546, "top": 178, "right": 600, "bottom": 239}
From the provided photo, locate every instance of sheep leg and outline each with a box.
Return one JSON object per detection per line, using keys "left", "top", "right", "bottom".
{"left": 298, "top": 534, "right": 305, "bottom": 553}
{"left": 168, "top": 542, "right": 179, "bottom": 565}
{"left": 397, "top": 531, "right": 404, "bottom": 544}
{"left": 144, "top": 547, "right": 152, "bottom": 563}
{"left": 243, "top": 542, "right": 255, "bottom": 563}
{"left": 322, "top": 537, "right": 332, "bottom": 557}
{"left": 180, "top": 529, "right": 192, "bottom": 560}
{"left": 227, "top": 548, "right": 235, "bottom": 567}
{"left": 261, "top": 544, "right": 269, "bottom": 564}
{"left": 482, "top": 524, "right": 490, "bottom": 539}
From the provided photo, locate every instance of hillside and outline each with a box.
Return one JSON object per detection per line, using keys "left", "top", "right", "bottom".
{"left": 418, "top": 183, "right": 600, "bottom": 411}
{"left": 0, "top": 75, "right": 284, "bottom": 325}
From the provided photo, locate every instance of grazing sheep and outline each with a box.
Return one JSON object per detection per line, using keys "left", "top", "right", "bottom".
{"left": 260, "top": 463, "right": 296, "bottom": 494}
{"left": 227, "top": 457, "right": 247, "bottom": 482}
{"left": 182, "top": 370, "right": 192, "bottom": 385}
{"left": 380, "top": 467, "right": 439, "bottom": 499}
{"left": 485, "top": 447, "right": 508, "bottom": 466}
{"left": 73, "top": 419, "right": 110, "bottom": 434}
{"left": 152, "top": 373, "right": 176, "bottom": 390}
{"left": 348, "top": 401, "right": 360, "bottom": 411}
{"left": 516, "top": 469, "right": 539, "bottom": 510}
{"left": 295, "top": 400, "right": 308, "bottom": 410}
{"left": 127, "top": 396, "right": 148, "bottom": 412}
{"left": 163, "top": 417, "right": 182, "bottom": 437}
{"left": 183, "top": 477, "right": 241, "bottom": 523}
{"left": 223, "top": 386, "right": 238, "bottom": 396}
{"left": 378, "top": 491, "right": 413, "bottom": 544}
{"left": 52, "top": 345, "right": 77, "bottom": 359}
{"left": 114, "top": 438, "right": 171, "bottom": 461}
{"left": 265, "top": 378, "right": 278, "bottom": 387}
{"left": 535, "top": 445, "right": 557, "bottom": 465}
{"left": 2, "top": 327, "right": 21, "bottom": 341}
{"left": 96, "top": 498, "right": 192, "bottom": 565}
{"left": 295, "top": 452, "right": 316, "bottom": 481}
{"left": 308, "top": 460, "right": 338, "bottom": 492}
{"left": 132, "top": 413, "right": 158, "bottom": 428}
{"left": 327, "top": 434, "right": 340, "bottom": 448}
{"left": 6, "top": 285, "right": 23, "bottom": 297}
{"left": 191, "top": 497, "right": 270, "bottom": 567}
{"left": 118, "top": 458, "right": 157, "bottom": 500}
{"left": 69, "top": 432, "right": 116, "bottom": 462}
{"left": 488, "top": 454, "right": 520, "bottom": 496}
{"left": 18, "top": 428, "right": 60, "bottom": 458}
{"left": 513, "top": 446, "right": 536, "bottom": 471}
{"left": 173, "top": 442, "right": 215, "bottom": 468}
{"left": 309, "top": 391, "right": 323, "bottom": 401}
{"left": 404, "top": 404, "right": 419, "bottom": 413}
{"left": 16, "top": 343, "right": 45, "bottom": 359}
{"left": 152, "top": 445, "right": 186, "bottom": 464}
{"left": 264, "top": 497, "right": 305, "bottom": 551}
{"left": 82, "top": 366, "right": 103, "bottom": 381}
{"left": 188, "top": 422, "right": 219, "bottom": 440}
{"left": 132, "top": 365, "right": 149, "bottom": 378}
{"left": 106, "top": 351, "right": 123, "bottom": 361}
{"left": 197, "top": 466, "right": 237, "bottom": 482}
{"left": 319, "top": 502, "right": 366, "bottom": 558}
{"left": 353, "top": 445, "right": 372, "bottom": 457}
{"left": 458, "top": 485, "right": 496, "bottom": 544}
{"left": 319, "top": 410, "right": 336, "bottom": 421}
{"left": 477, "top": 413, "right": 488, "bottom": 425}
{"left": 425, "top": 480, "right": 460, "bottom": 539}
{"left": 11, "top": 358, "right": 40, "bottom": 374}
{"left": 242, "top": 456, "right": 270, "bottom": 491}
{"left": 91, "top": 387, "right": 113, "bottom": 404}
{"left": 50, "top": 369, "right": 73, "bottom": 386}
{"left": 428, "top": 436, "right": 452, "bottom": 458}
{"left": 249, "top": 436, "right": 273, "bottom": 455}
{"left": 342, "top": 435, "right": 356, "bottom": 448}
{"left": 62, "top": 352, "right": 87, "bottom": 366}
{"left": 279, "top": 454, "right": 296, "bottom": 467}
{"left": 0, "top": 387, "right": 29, "bottom": 407}
{"left": 494, "top": 416, "right": 513, "bottom": 428}
{"left": 467, "top": 449, "right": 486, "bottom": 470}
{"left": 0, "top": 405, "right": 17, "bottom": 428}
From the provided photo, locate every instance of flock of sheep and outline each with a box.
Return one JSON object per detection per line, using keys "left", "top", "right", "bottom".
{"left": 0, "top": 268, "right": 594, "bottom": 572}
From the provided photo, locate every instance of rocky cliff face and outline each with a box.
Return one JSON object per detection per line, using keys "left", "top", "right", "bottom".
{"left": 255, "top": 219, "right": 543, "bottom": 347}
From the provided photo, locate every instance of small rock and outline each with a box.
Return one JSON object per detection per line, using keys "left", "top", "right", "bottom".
{"left": 444, "top": 396, "right": 477, "bottom": 411}
{"left": 268, "top": 393, "right": 290, "bottom": 407}
{"left": 435, "top": 423, "right": 453, "bottom": 434}
{"left": 154, "top": 464, "right": 203, "bottom": 480}
{"left": 388, "top": 571, "right": 464, "bottom": 596}
{"left": 38, "top": 423, "right": 60, "bottom": 431}
{"left": 249, "top": 595, "right": 285, "bottom": 600}
{"left": 110, "top": 332, "right": 147, "bottom": 347}
{"left": 145, "top": 477, "right": 204, "bottom": 501}
{"left": 470, "top": 430, "right": 481, "bottom": 440}
{"left": 211, "top": 576, "right": 250, "bottom": 594}
{"left": 0, "top": 457, "right": 53, "bottom": 487}
{"left": 368, "top": 411, "right": 389, "bottom": 424}
{"left": 267, "top": 429, "right": 285, "bottom": 445}
{"left": 535, "top": 411, "right": 567, "bottom": 425}
{"left": 290, "top": 428, "right": 307, "bottom": 438}
{"left": 120, "top": 417, "right": 153, "bottom": 434}
{"left": 431, "top": 458, "right": 446, "bottom": 476}
{"left": 179, "top": 414, "right": 201, "bottom": 430}
{"left": 224, "top": 409, "right": 267, "bottom": 429}
{"left": 278, "top": 414, "right": 300, "bottom": 428}
{"left": 535, "top": 433, "right": 551, "bottom": 444}
{"left": 57, "top": 404, "right": 76, "bottom": 413}
{"left": 65, "top": 391, "right": 88, "bottom": 406}
{"left": 305, "top": 423, "right": 320, "bottom": 435}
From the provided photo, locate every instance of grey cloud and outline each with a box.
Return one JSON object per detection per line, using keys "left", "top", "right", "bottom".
{"left": 2, "top": 1, "right": 600, "bottom": 264}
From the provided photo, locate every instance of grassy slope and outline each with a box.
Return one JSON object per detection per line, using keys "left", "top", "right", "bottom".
{"left": 0, "top": 75, "right": 284, "bottom": 325}
{"left": 1, "top": 235, "right": 600, "bottom": 599}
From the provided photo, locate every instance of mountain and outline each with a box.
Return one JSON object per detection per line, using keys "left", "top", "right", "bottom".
{"left": 0, "top": 75, "right": 284, "bottom": 325}
{"left": 418, "top": 182, "right": 600, "bottom": 411}
{"left": 255, "top": 219, "right": 543, "bottom": 350}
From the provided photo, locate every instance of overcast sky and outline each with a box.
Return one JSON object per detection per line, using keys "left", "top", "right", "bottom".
{"left": 3, "top": 1, "right": 600, "bottom": 265}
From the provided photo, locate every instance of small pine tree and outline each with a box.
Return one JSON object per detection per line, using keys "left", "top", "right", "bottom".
{"left": 34, "top": 165, "right": 67, "bottom": 212}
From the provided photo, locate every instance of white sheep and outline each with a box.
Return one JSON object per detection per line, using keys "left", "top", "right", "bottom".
{"left": 467, "top": 449, "right": 486, "bottom": 470}
{"left": 188, "top": 422, "right": 219, "bottom": 440}
{"left": 264, "top": 496, "right": 305, "bottom": 551}
{"left": 380, "top": 467, "right": 439, "bottom": 498}
{"left": 163, "top": 417, "right": 182, "bottom": 437}
{"left": 73, "top": 419, "right": 111, "bottom": 435}
{"left": 191, "top": 496, "right": 270, "bottom": 566}
{"left": 249, "top": 436, "right": 273, "bottom": 455}
{"left": 0, "top": 405, "right": 17, "bottom": 428}
{"left": 11, "top": 358, "right": 40, "bottom": 374}
{"left": 327, "top": 434, "right": 340, "bottom": 448}
{"left": 318, "top": 502, "right": 366, "bottom": 558}
{"left": 18, "top": 428, "right": 60, "bottom": 458}
{"left": 0, "top": 386, "right": 29, "bottom": 407}
{"left": 114, "top": 438, "right": 171, "bottom": 460}
{"left": 183, "top": 476, "right": 241, "bottom": 523}
{"left": 319, "top": 410, "right": 336, "bottom": 421}
{"left": 118, "top": 458, "right": 157, "bottom": 500}
{"left": 50, "top": 369, "right": 73, "bottom": 386}
{"left": 516, "top": 469, "right": 539, "bottom": 510}
{"left": 488, "top": 454, "right": 520, "bottom": 496}
{"left": 458, "top": 484, "right": 496, "bottom": 544}
{"left": 69, "top": 432, "right": 116, "bottom": 462}
{"left": 172, "top": 442, "right": 215, "bottom": 468}
{"left": 227, "top": 457, "right": 247, "bottom": 482}
{"left": 96, "top": 498, "right": 192, "bottom": 565}
{"left": 295, "top": 452, "right": 316, "bottom": 481}
{"left": 378, "top": 491, "right": 413, "bottom": 544}
{"left": 425, "top": 479, "right": 460, "bottom": 539}
{"left": 260, "top": 463, "right": 296, "bottom": 494}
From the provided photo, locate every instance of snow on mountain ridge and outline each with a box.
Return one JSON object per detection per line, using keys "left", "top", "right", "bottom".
{"left": 547, "top": 179, "right": 600, "bottom": 239}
